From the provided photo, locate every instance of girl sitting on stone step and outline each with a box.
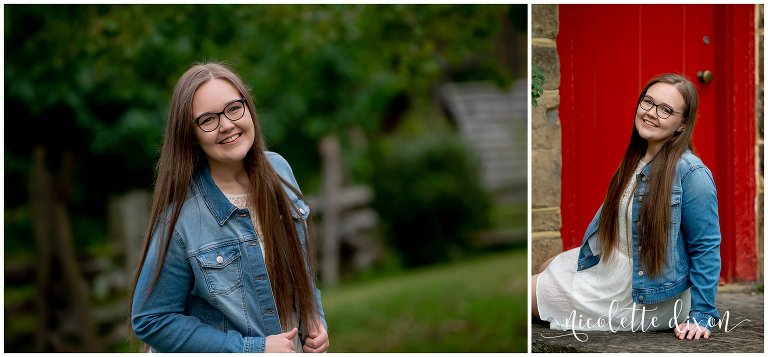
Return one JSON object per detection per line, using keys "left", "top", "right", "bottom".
{"left": 532, "top": 73, "right": 721, "bottom": 341}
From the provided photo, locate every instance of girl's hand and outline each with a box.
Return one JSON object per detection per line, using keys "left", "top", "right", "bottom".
{"left": 302, "top": 323, "right": 329, "bottom": 353}
{"left": 266, "top": 328, "right": 298, "bottom": 353}
{"left": 674, "top": 322, "right": 711, "bottom": 340}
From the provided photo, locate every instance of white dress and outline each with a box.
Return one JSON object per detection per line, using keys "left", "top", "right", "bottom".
{"left": 536, "top": 162, "right": 691, "bottom": 331}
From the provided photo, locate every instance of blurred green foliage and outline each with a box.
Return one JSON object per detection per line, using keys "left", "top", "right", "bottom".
{"left": 5, "top": 4, "right": 517, "bottom": 200}
{"left": 370, "top": 131, "right": 491, "bottom": 267}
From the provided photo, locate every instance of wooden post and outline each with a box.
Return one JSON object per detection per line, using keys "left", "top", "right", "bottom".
{"left": 109, "top": 190, "right": 150, "bottom": 277}
{"left": 30, "top": 146, "right": 52, "bottom": 351}
{"left": 320, "top": 134, "right": 341, "bottom": 286}
{"left": 29, "top": 147, "right": 100, "bottom": 351}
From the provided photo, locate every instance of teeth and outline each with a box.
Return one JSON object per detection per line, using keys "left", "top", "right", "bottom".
{"left": 643, "top": 119, "right": 658, "bottom": 128}
{"left": 221, "top": 133, "right": 240, "bottom": 144}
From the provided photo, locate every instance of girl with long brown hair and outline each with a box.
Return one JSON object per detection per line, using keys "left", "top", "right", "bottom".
{"left": 130, "top": 62, "right": 328, "bottom": 352}
{"left": 532, "top": 73, "right": 721, "bottom": 340}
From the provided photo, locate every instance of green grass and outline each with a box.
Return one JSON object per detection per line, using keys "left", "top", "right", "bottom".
{"left": 321, "top": 249, "right": 527, "bottom": 352}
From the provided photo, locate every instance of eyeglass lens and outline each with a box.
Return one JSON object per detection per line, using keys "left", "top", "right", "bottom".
{"left": 198, "top": 100, "right": 246, "bottom": 132}
{"left": 639, "top": 96, "right": 675, "bottom": 119}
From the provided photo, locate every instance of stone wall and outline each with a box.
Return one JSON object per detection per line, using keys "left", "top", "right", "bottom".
{"left": 531, "top": 4, "right": 562, "bottom": 273}
{"left": 756, "top": 4, "right": 764, "bottom": 283}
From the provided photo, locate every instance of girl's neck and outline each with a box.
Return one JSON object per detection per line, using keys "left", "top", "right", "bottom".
{"left": 208, "top": 159, "right": 250, "bottom": 195}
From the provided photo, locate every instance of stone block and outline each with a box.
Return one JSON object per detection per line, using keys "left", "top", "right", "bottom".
{"left": 532, "top": 91, "right": 560, "bottom": 151}
{"left": 532, "top": 4, "right": 558, "bottom": 40}
{"left": 758, "top": 86, "right": 763, "bottom": 140}
{"left": 532, "top": 232, "right": 563, "bottom": 274}
{"left": 533, "top": 149, "right": 561, "bottom": 209}
{"left": 758, "top": 192, "right": 764, "bottom": 282}
{"left": 757, "top": 144, "right": 765, "bottom": 181}
{"left": 532, "top": 207, "right": 562, "bottom": 232}
{"left": 755, "top": 29, "right": 765, "bottom": 82}
{"left": 533, "top": 45, "right": 560, "bottom": 91}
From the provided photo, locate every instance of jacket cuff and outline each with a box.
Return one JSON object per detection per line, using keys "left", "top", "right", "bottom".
{"left": 687, "top": 311, "right": 719, "bottom": 330}
{"left": 244, "top": 336, "right": 266, "bottom": 353}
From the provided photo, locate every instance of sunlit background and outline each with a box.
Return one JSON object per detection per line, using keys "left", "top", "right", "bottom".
{"left": 4, "top": 4, "right": 528, "bottom": 352}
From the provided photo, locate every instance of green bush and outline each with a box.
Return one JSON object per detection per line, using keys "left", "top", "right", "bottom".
{"left": 371, "top": 132, "right": 491, "bottom": 267}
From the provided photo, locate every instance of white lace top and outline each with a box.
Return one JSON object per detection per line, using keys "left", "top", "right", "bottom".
{"left": 224, "top": 193, "right": 265, "bottom": 257}
{"left": 617, "top": 160, "right": 642, "bottom": 257}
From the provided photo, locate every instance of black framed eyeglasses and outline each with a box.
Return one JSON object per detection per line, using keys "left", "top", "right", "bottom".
{"left": 638, "top": 95, "right": 684, "bottom": 119}
{"left": 193, "top": 98, "right": 247, "bottom": 132}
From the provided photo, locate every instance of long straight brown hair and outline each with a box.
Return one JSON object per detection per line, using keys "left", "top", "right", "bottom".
{"left": 130, "top": 62, "right": 319, "bottom": 332}
{"left": 598, "top": 73, "right": 699, "bottom": 277}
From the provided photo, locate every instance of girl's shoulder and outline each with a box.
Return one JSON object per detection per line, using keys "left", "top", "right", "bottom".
{"left": 265, "top": 151, "right": 291, "bottom": 173}
{"left": 264, "top": 151, "right": 310, "bottom": 218}
{"left": 676, "top": 151, "right": 707, "bottom": 172}
{"left": 155, "top": 188, "right": 198, "bottom": 225}
{"left": 675, "top": 151, "right": 715, "bottom": 186}
{"left": 265, "top": 150, "right": 288, "bottom": 165}
{"left": 265, "top": 151, "right": 300, "bottom": 189}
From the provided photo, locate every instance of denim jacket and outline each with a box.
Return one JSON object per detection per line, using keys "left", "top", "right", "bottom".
{"left": 577, "top": 151, "right": 721, "bottom": 329}
{"left": 132, "top": 152, "right": 326, "bottom": 352}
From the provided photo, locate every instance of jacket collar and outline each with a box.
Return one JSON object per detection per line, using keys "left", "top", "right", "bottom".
{"left": 193, "top": 162, "right": 238, "bottom": 226}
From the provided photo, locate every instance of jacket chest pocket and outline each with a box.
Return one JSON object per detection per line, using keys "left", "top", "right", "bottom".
{"left": 194, "top": 243, "right": 244, "bottom": 295}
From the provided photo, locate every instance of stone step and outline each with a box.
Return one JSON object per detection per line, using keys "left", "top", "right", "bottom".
{"left": 532, "top": 289, "right": 764, "bottom": 353}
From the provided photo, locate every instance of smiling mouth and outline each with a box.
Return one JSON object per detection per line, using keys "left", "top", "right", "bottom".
{"left": 642, "top": 119, "right": 659, "bottom": 128}
{"left": 220, "top": 133, "right": 241, "bottom": 144}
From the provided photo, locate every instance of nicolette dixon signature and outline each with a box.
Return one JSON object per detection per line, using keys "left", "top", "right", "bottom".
{"left": 540, "top": 299, "right": 751, "bottom": 342}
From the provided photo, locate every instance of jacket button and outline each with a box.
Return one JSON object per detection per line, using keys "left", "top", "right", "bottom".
{"left": 641, "top": 176, "right": 647, "bottom": 182}
{"left": 638, "top": 295, "right": 644, "bottom": 302}
{"left": 299, "top": 207, "right": 306, "bottom": 215}
{"left": 216, "top": 255, "right": 224, "bottom": 264}
{"left": 638, "top": 196, "right": 643, "bottom": 202}
{"left": 638, "top": 270, "right": 644, "bottom": 276}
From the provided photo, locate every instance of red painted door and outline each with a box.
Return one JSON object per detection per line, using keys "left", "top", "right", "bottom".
{"left": 558, "top": 5, "right": 756, "bottom": 282}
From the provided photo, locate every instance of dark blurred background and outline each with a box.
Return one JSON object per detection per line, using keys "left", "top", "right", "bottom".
{"left": 5, "top": 4, "right": 528, "bottom": 352}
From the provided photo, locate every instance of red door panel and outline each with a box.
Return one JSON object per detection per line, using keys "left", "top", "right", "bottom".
{"left": 558, "top": 5, "right": 756, "bottom": 282}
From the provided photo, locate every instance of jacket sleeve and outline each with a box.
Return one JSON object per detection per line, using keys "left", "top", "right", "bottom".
{"left": 680, "top": 166, "right": 722, "bottom": 329}
{"left": 131, "top": 223, "right": 266, "bottom": 352}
